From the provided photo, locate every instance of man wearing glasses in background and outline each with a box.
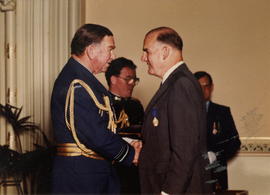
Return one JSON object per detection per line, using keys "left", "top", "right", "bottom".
{"left": 105, "top": 57, "right": 144, "bottom": 194}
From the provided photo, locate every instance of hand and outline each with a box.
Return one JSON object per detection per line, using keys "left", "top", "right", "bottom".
{"left": 131, "top": 140, "right": 142, "bottom": 166}
{"left": 207, "top": 151, "right": 217, "bottom": 164}
{"left": 160, "top": 191, "right": 169, "bottom": 195}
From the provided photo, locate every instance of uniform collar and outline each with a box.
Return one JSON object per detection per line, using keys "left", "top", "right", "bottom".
{"left": 69, "top": 57, "right": 109, "bottom": 96}
{"left": 109, "top": 91, "right": 130, "bottom": 101}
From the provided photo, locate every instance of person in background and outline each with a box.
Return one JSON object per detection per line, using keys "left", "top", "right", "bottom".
{"left": 50, "top": 23, "right": 141, "bottom": 194}
{"left": 139, "top": 26, "right": 212, "bottom": 195}
{"left": 105, "top": 57, "right": 144, "bottom": 194}
{"left": 194, "top": 71, "right": 241, "bottom": 192}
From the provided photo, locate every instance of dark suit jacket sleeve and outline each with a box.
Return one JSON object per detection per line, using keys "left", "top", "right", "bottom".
{"left": 219, "top": 107, "right": 241, "bottom": 160}
{"left": 162, "top": 77, "right": 203, "bottom": 192}
{"left": 72, "top": 86, "right": 134, "bottom": 166}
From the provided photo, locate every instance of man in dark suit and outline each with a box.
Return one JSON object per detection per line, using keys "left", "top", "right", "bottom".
{"left": 50, "top": 24, "right": 141, "bottom": 194}
{"left": 194, "top": 71, "right": 241, "bottom": 192}
{"left": 139, "top": 27, "right": 212, "bottom": 195}
{"left": 105, "top": 57, "right": 144, "bottom": 194}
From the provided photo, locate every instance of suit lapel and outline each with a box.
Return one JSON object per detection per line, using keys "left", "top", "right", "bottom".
{"left": 145, "top": 63, "right": 188, "bottom": 115}
{"left": 145, "top": 81, "right": 169, "bottom": 115}
{"left": 207, "top": 101, "right": 216, "bottom": 120}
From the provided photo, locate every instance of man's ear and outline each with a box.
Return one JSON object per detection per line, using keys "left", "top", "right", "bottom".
{"left": 85, "top": 45, "right": 96, "bottom": 59}
{"left": 162, "top": 46, "right": 170, "bottom": 60}
{"left": 110, "top": 75, "right": 117, "bottom": 85}
{"left": 210, "top": 83, "right": 214, "bottom": 93}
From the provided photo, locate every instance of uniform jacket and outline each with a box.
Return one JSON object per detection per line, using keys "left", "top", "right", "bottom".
{"left": 110, "top": 92, "right": 144, "bottom": 194}
{"left": 110, "top": 92, "right": 144, "bottom": 140}
{"left": 51, "top": 57, "right": 134, "bottom": 194}
{"left": 139, "top": 63, "right": 212, "bottom": 195}
{"left": 207, "top": 101, "right": 241, "bottom": 191}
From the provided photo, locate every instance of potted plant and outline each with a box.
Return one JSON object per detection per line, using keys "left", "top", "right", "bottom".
{"left": 0, "top": 103, "right": 54, "bottom": 194}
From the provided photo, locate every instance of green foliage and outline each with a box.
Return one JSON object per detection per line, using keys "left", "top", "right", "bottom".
{"left": 0, "top": 145, "right": 20, "bottom": 176}
{"left": 0, "top": 103, "right": 54, "bottom": 177}
{"left": 0, "top": 104, "right": 40, "bottom": 136}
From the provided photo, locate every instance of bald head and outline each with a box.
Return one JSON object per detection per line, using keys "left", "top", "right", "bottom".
{"left": 145, "top": 27, "right": 183, "bottom": 51}
{"left": 141, "top": 27, "right": 184, "bottom": 78}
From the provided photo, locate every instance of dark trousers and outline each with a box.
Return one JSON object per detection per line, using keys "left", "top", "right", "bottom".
{"left": 115, "top": 164, "right": 140, "bottom": 194}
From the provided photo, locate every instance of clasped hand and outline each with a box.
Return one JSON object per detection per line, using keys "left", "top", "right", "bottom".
{"left": 131, "top": 140, "right": 142, "bottom": 166}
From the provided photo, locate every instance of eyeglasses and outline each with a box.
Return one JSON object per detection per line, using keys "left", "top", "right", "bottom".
{"left": 200, "top": 83, "right": 211, "bottom": 89}
{"left": 117, "top": 76, "right": 140, "bottom": 85}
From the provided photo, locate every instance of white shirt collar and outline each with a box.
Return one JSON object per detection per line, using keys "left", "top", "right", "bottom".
{"left": 162, "top": 61, "right": 185, "bottom": 84}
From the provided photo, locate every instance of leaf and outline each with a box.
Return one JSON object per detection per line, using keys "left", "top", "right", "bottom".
{"left": 0, "top": 103, "right": 40, "bottom": 136}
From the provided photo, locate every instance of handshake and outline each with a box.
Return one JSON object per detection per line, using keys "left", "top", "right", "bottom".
{"left": 131, "top": 140, "right": 142, "bottom": 166}
{"left": 122, "top": 137, "right": 142, "bottom": 165}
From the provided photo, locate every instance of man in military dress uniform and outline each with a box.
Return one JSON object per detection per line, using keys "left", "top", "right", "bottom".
{"left": 50, "top": 24, "right": 141, "bottom": 194}
{"left": 105, "top": 57, "right": 144, "bottom": 194}
{"left": 194, "top": 71, "right": 241, "bottom": 192}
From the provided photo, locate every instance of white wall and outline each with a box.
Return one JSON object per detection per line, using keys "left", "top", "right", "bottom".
{"left": 85, "top": 0, "right": 270, "bottom": 138}
{"left": 85, "top": 1, "right": 270, "bottom": 194}
{"left": 229, "top": 153, "right": 270, "bottom": 195}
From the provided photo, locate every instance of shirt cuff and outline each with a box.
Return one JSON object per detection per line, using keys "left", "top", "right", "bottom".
{"left": 161, "top": 191, "right": 169, "bottom": 195}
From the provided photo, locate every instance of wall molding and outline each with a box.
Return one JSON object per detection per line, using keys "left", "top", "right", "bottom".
{"left": 0, "top": 0, "right": 16, "bottom": 12}
{"left": 240, "top": 137, "right": 270, "bottom": 154}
